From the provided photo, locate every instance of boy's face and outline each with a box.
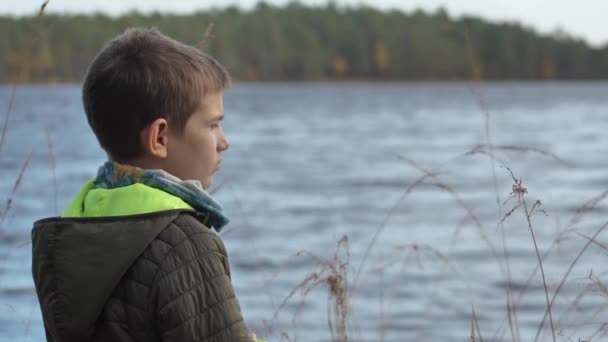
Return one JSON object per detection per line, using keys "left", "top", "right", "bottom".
{"left": 165, "top": 92, "right": 229, "bottom": 189}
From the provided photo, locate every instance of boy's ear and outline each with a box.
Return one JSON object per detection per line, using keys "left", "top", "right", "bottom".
{"left": 141, "top": 118, "right": 169, "bottom": 159}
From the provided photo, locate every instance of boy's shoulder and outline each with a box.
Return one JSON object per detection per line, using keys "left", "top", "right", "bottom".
{"left": 98, "top": 210, "right": 241, "bottom": 341}
{"left": 136, "top": 210, "right": 230, "bottom": 277}
{"left": 153, "top": 211, "right": 226, "bottom": 255}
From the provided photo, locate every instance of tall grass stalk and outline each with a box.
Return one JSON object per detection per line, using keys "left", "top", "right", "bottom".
{"left": 471, "top": 305, "right": 483, "bottom": 342}
{"left": 274, "top": 236, "right": 350, "bottom": 341}
{"left": 1, "top": 150, "right": 34, "bottom": 223}
{"left": 534, "top": 221, "right": 608, "bottom": 342}
{"left": 43, "top": 125, "right": 57, "bottom": 215}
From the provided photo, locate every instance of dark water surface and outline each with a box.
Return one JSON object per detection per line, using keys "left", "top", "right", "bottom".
{"left": 1, "top": 82, "right": 607, "bottom": 341}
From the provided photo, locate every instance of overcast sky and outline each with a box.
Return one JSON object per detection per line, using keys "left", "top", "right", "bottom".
{"left": 3, "top": 0, "right": 607, "bottom": 47}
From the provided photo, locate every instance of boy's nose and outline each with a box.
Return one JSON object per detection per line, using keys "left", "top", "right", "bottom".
{"left": 218, "top": 135, "right": 230, "bottom": 152}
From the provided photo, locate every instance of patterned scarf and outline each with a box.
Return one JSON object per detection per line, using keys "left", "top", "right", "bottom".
{"left": 93, "top": 161, "right": 229, "bottom": 231}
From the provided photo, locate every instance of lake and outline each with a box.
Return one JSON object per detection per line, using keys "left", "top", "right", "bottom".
{"left": 0, "top": 82, "right": 607, "bottom": 341}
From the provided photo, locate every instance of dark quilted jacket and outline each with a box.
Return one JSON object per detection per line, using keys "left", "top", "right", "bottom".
{"left": 32, "top": 209, "right": 251, "bottom": 342}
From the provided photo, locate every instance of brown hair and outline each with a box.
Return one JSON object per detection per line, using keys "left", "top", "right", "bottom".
{"left": 82, "top": 27, "right": 230, "bottom": 162}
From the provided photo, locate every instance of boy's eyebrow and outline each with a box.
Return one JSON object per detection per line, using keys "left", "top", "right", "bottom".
{"left": 209, "top": 113, "right": 224, "bottom": 122}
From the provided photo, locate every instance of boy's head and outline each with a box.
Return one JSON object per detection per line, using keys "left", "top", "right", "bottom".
{"left": 82, "top": 27, "right": 230, "bottom": 189}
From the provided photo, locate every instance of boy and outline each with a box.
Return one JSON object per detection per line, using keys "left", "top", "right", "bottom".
{"left": 31, "top": 28, "right": 255, "bottom": 341}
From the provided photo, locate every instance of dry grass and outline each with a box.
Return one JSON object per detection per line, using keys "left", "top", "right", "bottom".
{"left": 196, "top": 22, "right": 216, "bottom": 50}
{"left": 271, "top": 141, "right": 597, "bottom": 341}
{"left": 0, "top": 86, "right": 16, "bottom": 156}
{"left": 471, "top": 305, "right": 484, "bottom": 342}
{"left": 271, "top": 140, "right": 605, "bottom": 341}
{"left": 1, "top": 150, "right": 34, "bottom": 224}
{"left": 501, "top": 166, "right": 556, "bottom": 342}
{"left": 44, "top": 124, "right": 58, "bottom": 215}
{"left": 272, "top": 235, "right": 350, "bottom": 341}
{"left": 534, "top": 221, "right": 608, "bottom": 341}
{"left": 569, "top": 191, "right": 608, "bottom": 226}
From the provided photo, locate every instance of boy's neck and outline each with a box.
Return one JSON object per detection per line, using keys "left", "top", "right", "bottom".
{"left": 117, "top": 156, "right": 163, "bottom": 173}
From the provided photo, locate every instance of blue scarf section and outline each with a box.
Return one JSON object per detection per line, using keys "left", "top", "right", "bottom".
{"left": 94, "top": 161, "right": 229, "bottom": 231}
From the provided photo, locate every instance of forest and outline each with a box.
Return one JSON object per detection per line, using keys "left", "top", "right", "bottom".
{"left": 2, "top": 2, "right": 608, "bottom": 82}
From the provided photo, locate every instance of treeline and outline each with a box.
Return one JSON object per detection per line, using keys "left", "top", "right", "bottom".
{"left": 2, "top": 2, "right": 608, "bottom": 82}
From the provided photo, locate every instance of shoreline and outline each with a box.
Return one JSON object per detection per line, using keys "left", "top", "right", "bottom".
{"left": 3, "top": 79, "right": 608, "bottom": 86}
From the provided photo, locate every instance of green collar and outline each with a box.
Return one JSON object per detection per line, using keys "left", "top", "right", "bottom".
{"left": 63, "top": 178, "right": 194, "bottom": 218}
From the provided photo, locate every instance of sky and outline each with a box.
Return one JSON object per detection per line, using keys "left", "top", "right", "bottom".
{"left": 3, "top": 0, "right": 607, "bottom": 47}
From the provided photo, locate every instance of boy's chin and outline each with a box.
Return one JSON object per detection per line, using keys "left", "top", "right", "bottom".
{"left": 201, "top": 177, "right": 213, "bottom": 190}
